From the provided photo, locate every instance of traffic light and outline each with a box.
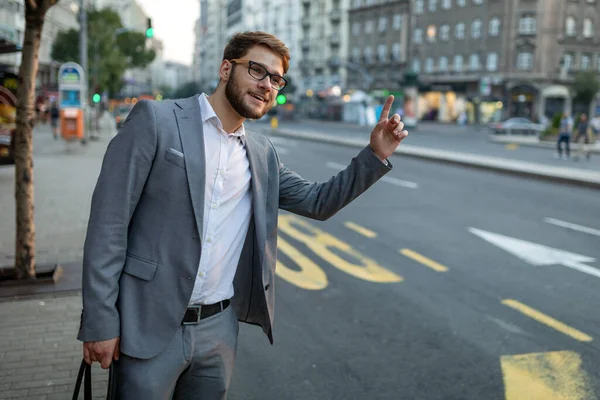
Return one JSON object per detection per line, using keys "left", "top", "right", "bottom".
{"left": 145, "top": 18, "right": 154, "bottom": 38}
{"left": 276, "top": 94, "right": 287, "bottom": 105}
{"left": 92, "top": 93, "right": 101, "bottom": 103}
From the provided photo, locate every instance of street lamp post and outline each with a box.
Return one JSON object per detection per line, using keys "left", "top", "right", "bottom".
{"left": 79, "top": 0, "right": 88, "bottom": 143}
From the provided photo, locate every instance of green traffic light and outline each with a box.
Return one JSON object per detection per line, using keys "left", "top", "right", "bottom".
{"left": 145, "top": 28, "right": 154, "bottom": 38}
{"left": 92, "top": 93, "right": 101, "bottom": 103}
{"left": 276, "top": 94, "right": 287, "bottom": 105}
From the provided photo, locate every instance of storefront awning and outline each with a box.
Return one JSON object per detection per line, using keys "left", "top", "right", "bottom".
{"left": 0, "top": 24, "right": 21, "bottom": 55}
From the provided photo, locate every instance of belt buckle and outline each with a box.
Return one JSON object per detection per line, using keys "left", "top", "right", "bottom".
{"left": 183, "top": 305, "right": 201, "bottom": 325}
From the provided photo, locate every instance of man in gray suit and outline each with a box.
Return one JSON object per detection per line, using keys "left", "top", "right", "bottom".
{"left": 78, "top": 31, "right": 408, "bottom": 399}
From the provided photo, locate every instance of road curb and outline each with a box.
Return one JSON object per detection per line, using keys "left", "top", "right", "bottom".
{"left": 488, "top": 135, "right": 600, "bottom": 154}
{"left": 266, "top": 128, "right": 600, "bottom": 190}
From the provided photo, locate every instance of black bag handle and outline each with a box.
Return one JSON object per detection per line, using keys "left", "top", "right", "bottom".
{"left": 72, "top": 359, "right": 116, "bottom": 400}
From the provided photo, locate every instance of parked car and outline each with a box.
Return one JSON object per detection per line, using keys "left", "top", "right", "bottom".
{"left": 489, "top": 118, "right": 545, "bottom": 136}
{"left": 115, "top": 105, "right": 134, "bottom": 129}
{"left": 0, "top": 128, "right": 15, "bottom": 164}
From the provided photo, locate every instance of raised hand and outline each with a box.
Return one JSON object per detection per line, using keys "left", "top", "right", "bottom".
{"left": 369, "top": 95, "right": 409, "bottom": 161}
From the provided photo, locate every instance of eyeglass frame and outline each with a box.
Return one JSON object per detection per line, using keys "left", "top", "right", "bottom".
{"left": 229, "top": 58, "right": 288, "bottom": 91}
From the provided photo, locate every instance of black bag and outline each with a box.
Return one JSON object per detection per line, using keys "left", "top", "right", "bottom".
{"left": 72, "top": 359, "right": 116, "bottom": 400}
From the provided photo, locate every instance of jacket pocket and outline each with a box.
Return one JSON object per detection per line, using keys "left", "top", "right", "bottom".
{"left": 123, "top": 254, "right": 158, "bottom": 281}
{"left": 165, "top": 148, "right": 185, "bottom": 168}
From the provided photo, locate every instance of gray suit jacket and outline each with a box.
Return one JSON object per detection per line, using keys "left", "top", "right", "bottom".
{"left": 78, "top": 95, "right": 391, "bottom": 359}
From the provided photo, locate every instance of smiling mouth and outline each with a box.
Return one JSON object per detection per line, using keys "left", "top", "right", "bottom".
{"left": 249, "top": 93, "right": 268, "bottom": 103}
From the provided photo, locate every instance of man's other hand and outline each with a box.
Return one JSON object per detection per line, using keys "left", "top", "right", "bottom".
{"left": 83, "top": 337, "right": 120, "bottom": 369}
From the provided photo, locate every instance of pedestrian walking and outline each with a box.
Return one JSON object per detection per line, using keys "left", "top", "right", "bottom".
{"left": 573, "top": 113, "right": 592, "bottom": 161}
{"left": 50, "top": 102, "right": 59, "bottom": 139}
{"left": 556, "top": 111, "right": 573, "bottom": 160}
{"left": 78, "top": 31, "right": 409, "bottom": 399}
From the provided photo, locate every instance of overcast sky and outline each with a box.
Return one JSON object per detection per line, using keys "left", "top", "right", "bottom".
{"left": 137, "top": 0, "right": 199, "bottom": 66}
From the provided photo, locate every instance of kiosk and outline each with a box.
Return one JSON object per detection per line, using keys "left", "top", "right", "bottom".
{"left": 58, "top": 62, "right": 86, "bottom": 141}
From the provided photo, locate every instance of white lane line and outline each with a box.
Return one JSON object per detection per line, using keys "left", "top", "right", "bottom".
{"left": 275, "top": 146, "right": 290, "bottom": 155}
{"left": 544, "top": 218, "right": 600, "bottom": 238}
{"left": 326, "top": 162, "right": 419, "bottom": 189}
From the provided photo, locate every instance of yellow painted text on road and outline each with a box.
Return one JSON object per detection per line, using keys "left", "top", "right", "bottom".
{"left": 400, "top": 249, "right": 449, "bottom": 272}
{"left": 278, "top": 214, "right": 402, "bottom": 283}
{"left": 344, "top": 222, "right": 378, "bottom": 238}
{"left": 501, "top": 351, "right": 594, "bottom": 400}
{"left": 502, "top": 299, "right": 593, "bottom": 342}
{"left": 276, "top": 236, "right": 328, "bottom": 290}
{"left": 505, "top": 143, "right": 519, "bottom": 151}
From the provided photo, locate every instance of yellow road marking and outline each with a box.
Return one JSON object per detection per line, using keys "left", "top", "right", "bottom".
{"left": 344, "top": 221, "right": 377, "bottom": 238}
{"left": 505, "top": 143, "right": 519, "bottom": 150}
{"left": 501, "top": 351, "right": 594, "bottom": 400}
{"left": 276, "top": 236, "right": 328, "bottom": 290}
{"left": 502, "top": 299, "right": 592, "bottom": 342}
{"left": 399, "top": 249, "right": 449, "bottom": 272}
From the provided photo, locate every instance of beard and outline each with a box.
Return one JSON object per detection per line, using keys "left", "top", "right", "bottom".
{"left": 225, "top": 67, "right": 273, "bottom": 119}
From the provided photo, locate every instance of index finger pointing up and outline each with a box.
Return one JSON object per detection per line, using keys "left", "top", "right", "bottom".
{"left": 379, "top": 95, "right": 395, "bottom": 122}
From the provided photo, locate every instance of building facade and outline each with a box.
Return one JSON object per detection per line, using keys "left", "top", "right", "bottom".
{"left": 409, "top": 0, "right": 600, "bottom": 123}
{"left": 195, "top": 0, "right": 228, "bottom": 93}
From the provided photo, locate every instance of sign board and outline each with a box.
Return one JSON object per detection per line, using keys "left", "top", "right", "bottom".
{"left": 480, "top": 77, "right": 491, "bottom": 96}
{"left": 58, "top": 62, "right": 85, "bottom": 109}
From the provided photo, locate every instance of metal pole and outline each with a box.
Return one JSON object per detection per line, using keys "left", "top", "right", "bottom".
{"left": 79, "top": 0, "right": 88, "bottom": 143}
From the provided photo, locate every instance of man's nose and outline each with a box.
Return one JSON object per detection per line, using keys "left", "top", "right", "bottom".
{"left": 257, "top": 77, "right": 271, "bottom": 91}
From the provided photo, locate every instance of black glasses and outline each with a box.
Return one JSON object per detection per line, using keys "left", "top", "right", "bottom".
{"left": 230, "top": 59, "right": 288, "bottom": 91}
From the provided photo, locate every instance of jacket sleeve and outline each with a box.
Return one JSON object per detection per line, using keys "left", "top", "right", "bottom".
{"left": 78, "top": 100, "right": 158, "bottom": 342}
{"left": 277, "top": 143, "right": 392, "bottom": 221}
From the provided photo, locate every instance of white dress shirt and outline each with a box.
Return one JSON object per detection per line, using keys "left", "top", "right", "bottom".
{"left": 188, "top": 94, "right": 253, "bottom": 305}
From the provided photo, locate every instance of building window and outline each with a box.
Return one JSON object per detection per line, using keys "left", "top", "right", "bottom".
{"left": 454, "top": 54, "right": 463, "bottom": 71}
{"left": 455, "top": 23, "right": 465, "bottom": 38}
{"left": 563, "top": 53, "right": 573, "bottom": 70}
{"left": 519, "top": 15, "right": 536, "bottom": 35}
{"left": 442, "top": 0, "right": 451, "bottom": 9}
{"left": 471, "top": 19, "right": 482, "bottom": 38}
{"left": 425, "top": 57, "right": 434, "bottom": 72}
{"left": 473, "top": 0, "right": 483, "bottom": 4}
{"left": 457, "top": 0, "right": 466, "bottom": 6}
{"left": 352, "top": 47, "right": 361, "bottom": 62}
{"left": 489, "top": 18, "right": 500, "bottom": 36}
{"left": 581, "top": 54, "right": 591, "bottom": 70}
{"left": 364, "top": 47, "right": 373, "bottom": 63}
{"left": 352, "top": 22, "right": 360, "bottom": 36}
{"left": 440, "top": 24, "right": 450, "bottom": 40}
{"left": 439, "top": 56, "right": 449, "bottom": 71}
{"left": 414, "top": 28, "right": 423, "bottom": 43}
{"left": 392, "top": 43, "right": 401, "bottom": 60}
{"left": 427, "top": 25, "right": 437, "bottom": 42}
{"left": 412, "top": 59, "right": 421, "bottom": 73}
{"left": 429, "top": 0, "right": 437, "bottom": 12}
{"left": 517, "top": 52, "right": 533, "bottom": 70}
{"left": 393, "top": 14, "right": 402, "bottom": 30}
{"left": 366, "top": 20, "right": 374, "bottom": 33}
{"left": 583, "top": 18, "right": 593, "bottom": 38}
{"left": 566, "top": 17, "right": 576, "bottom": 36}
{"left": 469, "top": 54, "right": 480, "bottom": 70}
{"left": 378, "top": 17, "right": 387, "bottom": 32}
{"left": 487, "top": 53, "right": 498, "bottom": 71}
{"left": 378, "top": 44, "right": 387, "bottom": 61}
{"left": 415, "top": 0, "right": 424, "bottom": 13}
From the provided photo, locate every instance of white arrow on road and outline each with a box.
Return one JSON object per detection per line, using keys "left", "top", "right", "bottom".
{"left": 469, "top": 228, "right": 600, "bottom": 279}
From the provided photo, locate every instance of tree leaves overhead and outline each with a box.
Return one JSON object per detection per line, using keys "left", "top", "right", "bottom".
{"left": 572, "top": 71, "right": 600, "bottom": 107}
{"left": 50, "top": 7, "right": 156, "bottom": 97}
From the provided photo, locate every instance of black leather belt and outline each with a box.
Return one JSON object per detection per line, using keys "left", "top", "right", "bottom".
{"left": 182, "top": 300, "right": 230, "bottom": 325}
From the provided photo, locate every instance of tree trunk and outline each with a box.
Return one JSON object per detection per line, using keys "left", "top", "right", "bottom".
{"left": 13, "top": 5, "right": 48, "bottom": 280}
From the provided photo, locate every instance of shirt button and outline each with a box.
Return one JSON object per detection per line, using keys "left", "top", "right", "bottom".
{"left": 222, "top": 138, "right": 227, "bottom": 144}
{"left": 211, "top": 203, "right": 218, "bottom": 209}
{"left": 198, "top": 271, "right": 205, "bottom": 277}
{"left": 206, "top": 237, "right": 212, "bottom": 243}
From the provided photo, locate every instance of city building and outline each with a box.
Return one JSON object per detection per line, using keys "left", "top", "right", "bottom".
{"left": 195, "top": 0, "right": 228, "bottom": 93}
{"left": 409, "top": 0, "right": 600, "bottom": 124}
{"left": 153, "top": 60, "right": 191, "bottom": 92}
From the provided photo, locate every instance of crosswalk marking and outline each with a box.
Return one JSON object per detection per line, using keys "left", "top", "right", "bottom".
{"left": 399, "top": 249, "right": 449, "bottom": 272}
{"left": 344, "top": 222, "right": 377, "bottom": 238}
{"left": 501, "top": 299, "right": 592, "bottom": 342}
{"left": 501, "top": 351, "right": 594, "bottom": 400}
{"left": 544, "top": 217, "right": 600, "bottom": 237}
{"left": 326, "top": 162, "right": 418, "bottom": 189}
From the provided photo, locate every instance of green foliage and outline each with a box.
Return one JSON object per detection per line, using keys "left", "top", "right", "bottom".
{"left": 551, "top": 113, "right": 562, "bottom": 130}
{"left": 173, "top": 81, "right": 201, "bottom": 98}
{"left": 50, "top": 7, "right": 156, "bottom": 97}
{"left": 572, "top": 71, "right": 600, "bottom": 106}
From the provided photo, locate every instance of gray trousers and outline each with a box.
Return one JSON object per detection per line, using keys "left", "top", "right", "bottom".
{"left": 114, "top": 306, "right": 239, "bottom": 400}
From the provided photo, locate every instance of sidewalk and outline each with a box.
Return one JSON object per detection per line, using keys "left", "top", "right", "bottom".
{"left": 250, "top": 121, "right": 600, "bottom": 189}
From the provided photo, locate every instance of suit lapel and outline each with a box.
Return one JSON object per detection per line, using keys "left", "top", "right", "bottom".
{"left": 244, "top": 134, "right": 267, "bottom": 266}
{"left": 174, "top": 96, "right": 205, "bottom": 240}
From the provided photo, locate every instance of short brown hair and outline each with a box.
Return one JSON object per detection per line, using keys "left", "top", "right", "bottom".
{"left": 223, "top": 31, "right": 290, "bottom": 74}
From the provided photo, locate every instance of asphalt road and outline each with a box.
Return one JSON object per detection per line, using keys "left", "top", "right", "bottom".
{"left": 253, "top": 119, "right": 600, "bottom": 172}
{"left": 229, "top": 135, "right": 600, "bottom": 400}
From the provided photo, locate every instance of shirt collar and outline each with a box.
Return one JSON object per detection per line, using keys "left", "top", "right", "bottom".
{"left": 198, "top": 93, "right": 247, "bottom": 147}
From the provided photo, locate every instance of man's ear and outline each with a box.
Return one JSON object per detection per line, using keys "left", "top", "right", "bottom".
{"left": 219, "top": 60, "right": 233, "bottom": 81}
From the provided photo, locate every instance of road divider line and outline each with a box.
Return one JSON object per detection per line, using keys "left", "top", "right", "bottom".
{"left": 501, "top": 299, "right": 593, "bottom": 342}
{"left": 399, "top": 249, "right": 449, "bottom": 272}
{"left": 344, "top": 222, "right": 377, "bottom": 238}
{"left": 543, "top": 217, "right": 600, "bottom": 237}
{"left": 326, "top": 162, "right": 418, "bottom": 189}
